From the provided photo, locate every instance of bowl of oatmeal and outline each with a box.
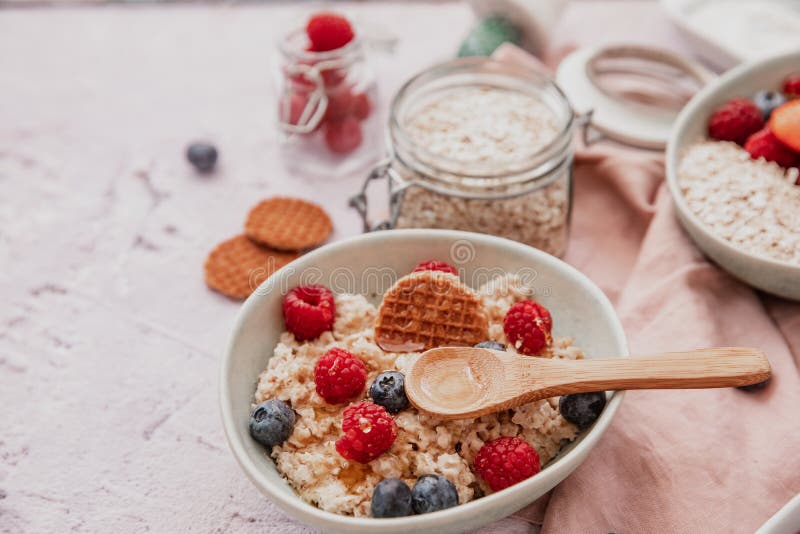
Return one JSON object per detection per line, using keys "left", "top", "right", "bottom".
{"left": 220, "top": 229, "right": 626, "bottom": 533}
{"left": 666, "top": 51, "right": 800, "bottom": 300}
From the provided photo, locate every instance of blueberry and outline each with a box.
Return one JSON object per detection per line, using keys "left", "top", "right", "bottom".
{"left": 738, "top": 376, "right": 771, "bottom": 392}
{"left": 248, "top": 399, "right": 295, "bottom": 450}
{"left": 559, "top": 392, "right": 606, "bottom": 429}
{"left": 369, "top": 371, "right": 409, "bottom": 414}
{"left": 186, "top": 142, "right": 218, "bottom": 172}
{"left": 411, "top": 474, "right": 459, "bottom": 514}
{"left": 371, "top": 478, "right": 413, "bottom": 518}
{"left": 753, "top": 91, "right": 787, "bottom": 120}
{"left": 474, "top": 340, "right": 506, "bottom": 351}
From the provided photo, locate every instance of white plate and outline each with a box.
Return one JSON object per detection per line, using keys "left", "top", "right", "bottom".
{"left": 556, "top": 46, "right": 710, "bottom": 150}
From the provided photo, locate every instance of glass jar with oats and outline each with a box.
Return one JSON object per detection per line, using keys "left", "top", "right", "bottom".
{"left": 349, "top": 58, "right": 575, "bottom": 256}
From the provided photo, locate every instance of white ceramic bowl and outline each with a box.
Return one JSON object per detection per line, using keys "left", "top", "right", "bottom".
{"left": 220, "top": 229, "right": 627, "bottom": 533}
{"left": 666, "top": 51, "right": 800, "bottom": 301}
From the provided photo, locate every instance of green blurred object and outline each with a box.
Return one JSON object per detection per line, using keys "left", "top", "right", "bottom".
{"left": 458, "top": 15, "right": 522, "bottom": 57}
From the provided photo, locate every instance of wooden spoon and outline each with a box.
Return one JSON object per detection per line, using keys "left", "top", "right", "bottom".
{"left": 405, "top": 347, "right": 771, "bottom": 419}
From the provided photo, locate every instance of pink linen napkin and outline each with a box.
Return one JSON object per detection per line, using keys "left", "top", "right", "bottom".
{"left": 489, "top": 44, "right": 800, "bottom": 533}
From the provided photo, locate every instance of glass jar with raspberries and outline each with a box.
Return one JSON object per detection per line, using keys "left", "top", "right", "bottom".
{"left": 275, "top": 12, "right": 380, "bottom": 177}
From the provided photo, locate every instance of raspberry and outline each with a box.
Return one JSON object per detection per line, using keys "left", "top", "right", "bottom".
{"left": 708, "top": 98, "right": 764, "bottom": 145}
{"left": 782, "top": 74, "right": 800, "bottom": 99}
{"left": 306, "top": 12, "right": 354, "bottom": 52}
{"left": 323, "top": 89, "right": 354, "bottom": 123}
{"left": 352, "top": 92, "right": 371, "bottom": 120}
{"left": 335, "top": 402, "right": 397, "bottom": 463}
{"left": 503, "top": 300, "right": 552, "bottom": 355}
{"left": 323, "top": 89, "right": 370, "bottom": 123}
{"left": 412, "top": 260, "right": 458, "bottom": 276}
{"left": 324, "top": 117, "right": 362, "bottom": 154}
{"left": 314, "top": 348, "right": 367, "bottom": 404}
{"left": 474, "top": 437, "right": 540, "bottom": 492}
{"left": 321, "top": 67, "right": 346, "bottom": 88}
{"left": 282, "top": 285, "right": 336, "bottom": 341}
{"left": 744, "top": 128, "right": 798, "bottom": 168}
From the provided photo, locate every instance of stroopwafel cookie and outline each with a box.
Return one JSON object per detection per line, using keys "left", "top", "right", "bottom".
{"left": 375, "top": 271, "right": 489, "bottom": 352}
{"left": 204, "top": 234, "right": 299, "bottom": 300}
{"left": 244, "top": 197, "right": 332, "bottom": 251}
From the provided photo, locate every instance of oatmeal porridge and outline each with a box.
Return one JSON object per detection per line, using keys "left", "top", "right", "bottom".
{"left": 678, "top": 84, "right": 800, "bottom": 266}
{"left": 678, "top": 141, "right": 800, "bottom": 265}
{"left": 251, "top": 272, "right": 587, "bottom": 517}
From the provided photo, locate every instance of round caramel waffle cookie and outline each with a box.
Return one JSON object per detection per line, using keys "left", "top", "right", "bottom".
{"left": 204, "top": 235, "right": 299, "bottom": 300}
{"left": 375, "top": 271, "right": 489, "bottom": 352}
{"left": 244, "top": 197, "right": 332, "bottom": 251}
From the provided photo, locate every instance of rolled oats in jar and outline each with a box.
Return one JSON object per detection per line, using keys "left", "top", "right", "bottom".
{"left": 350, "top": 58, "right": 575, "bottom": 256}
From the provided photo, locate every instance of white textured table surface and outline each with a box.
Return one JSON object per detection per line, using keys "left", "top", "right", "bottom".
{"left": 0, "top": 3, "right": 689, "bottom": 532}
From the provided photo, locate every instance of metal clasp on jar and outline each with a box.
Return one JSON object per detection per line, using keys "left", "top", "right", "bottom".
{"left": 349, "top": 151, "right": 574, "bottom": 234}
{"left": 348, "top": 158, "right": 411, "bottom": 232}
{"left": 576, "top": 109, "right": 604, "bottom": 147}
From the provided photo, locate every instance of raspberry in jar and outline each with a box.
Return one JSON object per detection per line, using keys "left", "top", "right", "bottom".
{"left": 274, "top": 12, "right": 381, "bottom": 178}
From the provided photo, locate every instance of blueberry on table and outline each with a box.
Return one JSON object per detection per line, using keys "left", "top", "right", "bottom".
{"left": 249, "top": 399, "right": 295, "bottom": 450}
{"left": 186, "top": 142, "right": 218, "bottom": 172}
{"left": 411, "top": 474, "right": 459, "bottom": 514}
{"left": 738, "top": 376, "right": 771, "bottom": 392}
{"left": 371, "top": 478, "right": 413, "bottom": 518}
{"left": 559, "top": 392, "right": 606, "bottom": 430}
{"left": 474, "top": 340, "right": 506, "bottom": 351}
{"left": 369, "top": 371, "right": 409, "bottom": 414}
{"left": 753, "top": 91, "right": 787, "bottom": 120}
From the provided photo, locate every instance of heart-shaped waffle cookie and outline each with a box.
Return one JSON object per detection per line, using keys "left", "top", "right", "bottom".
{"left": 375, "top": 271, "right": 489, "bottom": 352}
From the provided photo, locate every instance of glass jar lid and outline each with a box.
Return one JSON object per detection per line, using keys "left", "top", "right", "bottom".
{"left": 556, "top": 44, "right": 713, "bottom": 149}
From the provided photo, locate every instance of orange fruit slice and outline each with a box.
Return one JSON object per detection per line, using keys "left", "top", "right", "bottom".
{"left": 769, "top": 100, "right": 800, "bottom": 152}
